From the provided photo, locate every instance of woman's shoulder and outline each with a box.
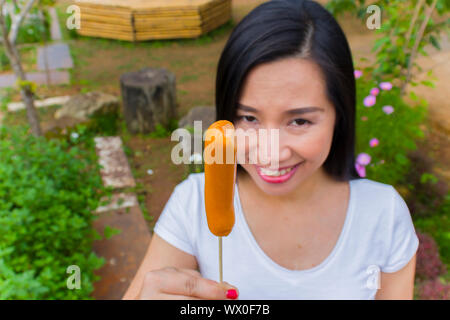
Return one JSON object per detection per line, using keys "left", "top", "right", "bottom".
{"left": 175, "top": 172, "right": 205, "bottom": 190}
{"left": 351, "top": 177, "right": 399, "bottom": 202}
{"left": 347, "top": 178, "right": 418, "bottom": 274}
{"left": 171, "top": 172, "right": 206, "bottom": 203}
{"left": 350, "top": 177, "right": 411, "bottom": 223}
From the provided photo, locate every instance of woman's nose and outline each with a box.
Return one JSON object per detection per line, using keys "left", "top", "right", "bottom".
{"left": 254, "top": 128, "right": 291, "bottom": 168}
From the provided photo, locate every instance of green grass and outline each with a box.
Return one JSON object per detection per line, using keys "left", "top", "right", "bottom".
{"left": 0, "top": 45, "right": 37, "bottom": 73}
{"left": 2, "top": 104, "right": 61, "bottom": 128}
{"left": 179, "top": 74, "right": 199, "bottom": 84}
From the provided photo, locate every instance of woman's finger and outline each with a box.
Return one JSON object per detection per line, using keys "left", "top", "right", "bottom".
{"left": 179, "top": 268, "right": 202, "bottom": 278}
{"left": 155, "top": 268, "right": 230, "bottom": 299}
{"left": 151, "top": 293, "right": 202, "bottom": 300}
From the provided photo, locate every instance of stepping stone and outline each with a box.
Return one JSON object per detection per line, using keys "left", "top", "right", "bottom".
{"left": 48, "top": 7, "right": 62, "bottom": 41}
{"left": 0, "top": 70, "right": 70, "bottom": 88}
{"left": 91, "top": 135, "right": 151, "bottom": 299}
{"left": 94, "top": 136, "right": 136, "bottom": 188}
{"left": 95, "top": 193, "right": 139, "bottom": 213}
{"left": 92, "top": 205, "right": 151, "bottom": 300}
{"left": 37, "top": 43, "right": 73, "bottom": 71}
{"left": 7, "top": 95, "right": 71, "bottom": 112}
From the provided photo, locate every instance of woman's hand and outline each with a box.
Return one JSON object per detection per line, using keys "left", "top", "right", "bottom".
{"left": 138, "top": 266, "right": 239, "bottom": 300}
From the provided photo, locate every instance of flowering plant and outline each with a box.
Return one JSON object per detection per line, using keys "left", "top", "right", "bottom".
{"left": 353, "top": 70, "right": 427, "bottom": 186}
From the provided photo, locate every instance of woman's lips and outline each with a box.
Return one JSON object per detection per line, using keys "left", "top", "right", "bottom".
{"left": 254, "top": 161, "right": 304, "bottom": 184}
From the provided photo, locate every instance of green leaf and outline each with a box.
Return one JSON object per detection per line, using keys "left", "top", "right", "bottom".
{"left": 395, "top": 153, "right": 408, "bottom": 165}
{"left": 373, "top": 37, "right": 390, "bottom": 52}
{"left": 420, "top": 173, "right": 439, "bottom": 184}
{"left": 429, "top": 35, "right": 441, "bottom": 50}
{"left": 103, "top": 226, "right": 122, "bottom": 240}
{"left": 420, "top": 80, "right": 435, "bottom": 88}
{"left": 416, "top": 128, "right": 425, "bottom": 138}
{"left": 409, "top": 91, "right": 418, "bottom": 101}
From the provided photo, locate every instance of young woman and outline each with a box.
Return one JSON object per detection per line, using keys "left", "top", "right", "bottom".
{"left": 123, "top": 0, "right": 419, "bottom": 300}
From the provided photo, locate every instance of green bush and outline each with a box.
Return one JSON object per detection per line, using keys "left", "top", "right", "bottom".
{"left": 5, "top": 10, "right": 50, "bottom": 44}
{"left": 354, "top": 73, "right": 427, "bottom": 186}
{"left": 414, "top": 194, "right": 450, "bottom": 268}
{"left": 0, "top": 125, "right": 108, "bottom": 299}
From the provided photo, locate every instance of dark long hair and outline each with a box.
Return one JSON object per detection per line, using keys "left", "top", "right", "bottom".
{"left": 215, "top": 0, "right": 360, "bottom": 181}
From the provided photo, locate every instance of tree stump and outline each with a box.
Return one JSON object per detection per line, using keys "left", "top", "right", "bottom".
{"left": 120, "top": 67, "right": 177, "bottom": 134}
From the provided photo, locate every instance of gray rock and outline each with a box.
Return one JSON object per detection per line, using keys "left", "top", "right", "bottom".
{"left": 178, "top": 106, "right": 216, "bottom": 153}
{"left": 54, "top": 91, "right": 119, "bottom": 120}
{"left": 120, "top": 67, "right": 177, "bottom": 134}
{"left": 178, "top": 106, "right": 216, "bottom": 130}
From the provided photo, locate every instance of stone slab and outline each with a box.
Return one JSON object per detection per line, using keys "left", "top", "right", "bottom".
{"left": 94, "top": 136, "right": 136, "bottom": 188}
{"left": 49, "top": 7, "right": 63, "bottom": 41}
{"left": 95, "top": 193, "right": 139, "bottom": 213}
{"left": 37, "top": 43, "right": 74, "bottom": 71}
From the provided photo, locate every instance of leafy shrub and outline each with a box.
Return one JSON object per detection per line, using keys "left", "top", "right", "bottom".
{"left": 417, "top": 278, "right": 450, "bottom": 300}
{"left": 414, "top": 200, "right": 450, "bottom": 268}
{"left": 326, "top": 0, "right": 449, "bottom": 91}
{"left": 402, "top": 150, "right": 449, "bottom": 218}
{"left": 415, "top": 232, "right": 447, "bottom": 281}
{"left": 0, "top": 125, "right": 108, "bottom": 299}
{"left": 353, "top": 72, "right": 427, "bottom": 186}
{"left": 4, "top": 9, "right": 50, "bottom": 44}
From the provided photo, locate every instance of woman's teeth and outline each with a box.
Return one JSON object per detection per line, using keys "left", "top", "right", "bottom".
{"left": 259, "top": 165, "right": 295, "bottom": 176}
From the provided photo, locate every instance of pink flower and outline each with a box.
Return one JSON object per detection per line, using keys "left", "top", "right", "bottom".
{"left": 363, "top": 95, "right": 376, "bottom": 107}
{"left": 369, "top": 138, "right": 379, "bottom": 147}
{"left": 382, "top": 105, "right": 394, "bottom": 114}
{"left": 379, "top": 82, "right": 393, "bottom": 90}
{"left": 354, "top": 70, "right": 363, "bottom": 79}
{"left": 380, "top": 159, "right": 385, "bottom": 164}
{"left": 361, "top": 116, "right": 368, "bottom": 121}
{"left": 355, "top": 163, "right": 366, "bottom": 177}
{"left": 370, "top": 87, "right": 380, "bottom": 96}
{"left": 356, "top": 152, "right": 371, "bottom": 166}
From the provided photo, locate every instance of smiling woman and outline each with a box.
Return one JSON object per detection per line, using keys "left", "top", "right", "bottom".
{"left": 215, "top": 0, "right": 359, "bottom": 183}
{"left": 124, "top": 0, "right": 419, "bottom": 300}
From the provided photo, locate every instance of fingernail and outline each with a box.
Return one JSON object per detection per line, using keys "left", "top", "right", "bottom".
{"left": 226, "top": 289, "right": 238, "bottom": 299}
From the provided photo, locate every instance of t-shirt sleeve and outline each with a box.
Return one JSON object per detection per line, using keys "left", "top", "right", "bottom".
{"left": 381, "top": 186, "right": 419, "bottom": 273}
{"left": 152, "top": 182, "right": 195, "bottom": 256}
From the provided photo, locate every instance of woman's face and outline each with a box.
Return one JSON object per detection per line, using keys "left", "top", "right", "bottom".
{"left": 234, "top": 57, "right": 336, "bottom": 197}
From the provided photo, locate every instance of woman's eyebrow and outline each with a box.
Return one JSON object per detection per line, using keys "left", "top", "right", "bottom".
{"left": 237, "top": 103, "right": 324, "bottom": 115}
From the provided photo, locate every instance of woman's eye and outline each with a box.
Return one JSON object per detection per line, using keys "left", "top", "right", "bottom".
{"left": 238, "top": 115, "right": 257, "bottom": 123}
{"left": 291, "top": 119, "right": 312, "bottom": 126}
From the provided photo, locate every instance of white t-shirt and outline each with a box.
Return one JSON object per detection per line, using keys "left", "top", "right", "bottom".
{"left": 153, "top": 172, "right": 419, "bottom": 300}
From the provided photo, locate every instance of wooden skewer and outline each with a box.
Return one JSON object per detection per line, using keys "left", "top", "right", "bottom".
{"left": 219, "top": 236, "right": 223, "bottom": 283}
